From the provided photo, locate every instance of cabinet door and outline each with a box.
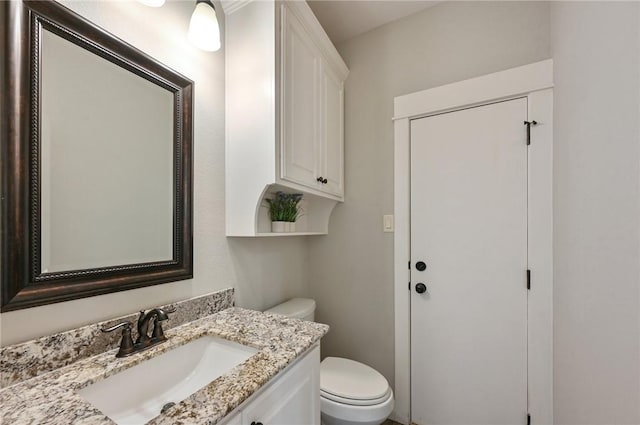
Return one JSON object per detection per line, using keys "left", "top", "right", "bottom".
{"left": 280, "top": 5, "right": 320, "bottom": 190}
{"left": 243, "top": 346, "right": 320, "bottom": 425}
{"left": 319, "top": 62, "right": 344, "bottom": 198}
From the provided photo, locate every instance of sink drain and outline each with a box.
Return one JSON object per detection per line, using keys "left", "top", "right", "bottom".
{"left": 161, "top": 402, "right": 176, "bottom": 414}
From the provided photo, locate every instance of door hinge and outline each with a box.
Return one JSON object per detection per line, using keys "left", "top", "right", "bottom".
{"left": 527, "top": 413, "right": 531, "bottom": 425}
{"left": 524, "top": 120, "right": 537, "bottom": 145}
{"left": 408, "top": 261, "right": 411, "bottom": 270}
{"left": 527, "top": 269, "right": 531, "bottom": 290}
{"left": 408, "top": 281, "right": 411, "bottom": 291}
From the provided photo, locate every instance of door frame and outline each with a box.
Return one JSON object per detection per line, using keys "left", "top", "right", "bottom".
{"left": 392, "top": 60, "right": 553, "bottom": 425}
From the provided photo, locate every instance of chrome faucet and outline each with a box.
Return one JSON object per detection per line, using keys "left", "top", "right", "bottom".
{"left": 102, "top": 306, "right": 175, "bottom": 358}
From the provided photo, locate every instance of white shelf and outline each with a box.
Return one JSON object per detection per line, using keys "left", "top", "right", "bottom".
{"left": 226, "top": 183, "right": 339, "bottom": 237}
{"left": 230, "top": 232, "right": 327, "bottom": 238}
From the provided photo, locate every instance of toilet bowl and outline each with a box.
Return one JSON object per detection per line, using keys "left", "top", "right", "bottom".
{"left": 265, "top": 298, "right": 394, "bottom": 425}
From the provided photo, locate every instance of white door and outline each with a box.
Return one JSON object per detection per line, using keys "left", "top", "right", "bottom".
{"left": 410, "top": 98, "right": 529, "bottom": 425}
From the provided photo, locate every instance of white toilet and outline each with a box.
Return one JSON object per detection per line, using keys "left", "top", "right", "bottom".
{"left": 265, "top": 298, "right": 394, "bottom": 425}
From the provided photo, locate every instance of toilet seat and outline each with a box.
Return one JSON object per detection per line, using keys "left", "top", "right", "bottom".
{"left": 321, "top": 387, "right": 392, "bottom": 406}
{"left": 320, "top": 357, "right": 391, "bottom": 407}
{"left": 320, "top": 389, "right": 394, "bottom": 425}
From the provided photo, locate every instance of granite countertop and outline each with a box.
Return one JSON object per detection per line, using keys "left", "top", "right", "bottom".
{"left": 0, "top": 308, "right": 329, "bottom": 425}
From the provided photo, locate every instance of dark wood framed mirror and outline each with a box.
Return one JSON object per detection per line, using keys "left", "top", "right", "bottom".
{"left": 1, "top": 0, "right": 193, "bottom": 311}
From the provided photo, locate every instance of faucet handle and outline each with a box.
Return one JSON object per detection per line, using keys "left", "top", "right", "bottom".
{"left": 151, "top": 306, "right": 175, "bottom": 342}
{"left": 101, "top": 321, "right": 132, "bottom": 333}
{"left": 101, "top": 321, "right": 135, "bottom": 358}
{"left": 151, "top": 320, "right": 167, "bottom": 342}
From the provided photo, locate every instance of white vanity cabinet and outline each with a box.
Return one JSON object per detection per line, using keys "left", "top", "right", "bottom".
{"left": 223, "top": 413, "right": 242, "bottom": 425}
{"left": 219, "top": 346, "right": 320, "bottom": 425}
{"left": 224, "top": 0, "right": 348, "bottom": 236}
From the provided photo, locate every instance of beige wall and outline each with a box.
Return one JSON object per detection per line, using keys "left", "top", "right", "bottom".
{"left": 308, "top": 1, "right": 551, "bottom": 390}
{"left": 3, "top": 2, "right": 638, "bottom": 423}
{"left": 310, "top": 1, "right": 640, "bottom": 422}
{"left": 0, "top": 0, "right": 309, "bottom": 346}
{"left": 551, "top": 2, "right": 640, "bottom": 423}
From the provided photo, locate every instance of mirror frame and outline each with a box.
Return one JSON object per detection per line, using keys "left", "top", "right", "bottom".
{"left": 1, "top": 0, "right": 194, "bottom": 311}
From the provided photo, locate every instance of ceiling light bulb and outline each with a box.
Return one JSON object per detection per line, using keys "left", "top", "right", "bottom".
{"left": 188, "top": 0, "right": 221, "bottom": 52}
{"left": 137, "top": 0, "right": 166, "bottom": 7}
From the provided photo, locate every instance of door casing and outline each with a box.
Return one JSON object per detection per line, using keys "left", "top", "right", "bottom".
{"left": 392, "top": 60, "right": 554, "bottom": 425}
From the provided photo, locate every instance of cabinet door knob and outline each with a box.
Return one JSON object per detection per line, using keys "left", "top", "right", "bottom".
{"left": 322, "top": 178, "right": 328, "bottom": 184}
{"left": 415, "top": 283, "right": 427, "bottom": 294}
{"left": 251, "top": 422, "right": 263, "bottom": 425}
{"left": 317, "top": 176, "right": 324, "bottom": 182}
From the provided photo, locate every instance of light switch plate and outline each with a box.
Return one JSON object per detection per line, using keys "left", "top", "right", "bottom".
{"left": 383, "top": 215, "right": 394, "bottom": 232}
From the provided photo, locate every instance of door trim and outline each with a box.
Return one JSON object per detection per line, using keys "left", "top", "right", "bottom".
{"left": 392, "top": 59, "right": 553, "bottom": 425}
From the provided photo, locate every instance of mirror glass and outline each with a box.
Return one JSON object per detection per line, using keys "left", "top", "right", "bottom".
{"left": 40, "top": 29, "right": 174, "bottom": 273}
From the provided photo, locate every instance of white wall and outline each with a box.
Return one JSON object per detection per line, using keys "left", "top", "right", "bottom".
{"left": 308, "top": 1, "right": 551, "bottom": 390}
{"left": 551, "top": 2, "right": 640, "bottom": 423}
{"left": 0, "top": 0, "right": 309, "bottom": 346}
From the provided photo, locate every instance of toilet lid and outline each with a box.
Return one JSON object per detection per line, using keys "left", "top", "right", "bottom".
{"left": 264, "top": 298, "right": 315, "bottom": 320}
{"left": 321, "top": 388, "right": 392, "bottom": 407}
{"left": 320, "top": 357, "right": 390, "bottom": 402}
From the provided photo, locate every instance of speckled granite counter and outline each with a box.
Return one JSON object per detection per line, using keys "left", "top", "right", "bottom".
{"left": 0, "top": 308, "right": 329, "bottom": 425}
{"left": 1, "top": 289, "right": 235, "bottom": 387}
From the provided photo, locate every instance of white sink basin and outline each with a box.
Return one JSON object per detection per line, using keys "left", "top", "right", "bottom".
{"left": 78, "top": 335, "right": 258, "bottom": 425}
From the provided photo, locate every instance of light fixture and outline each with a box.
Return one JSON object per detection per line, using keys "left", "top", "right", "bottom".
{"left": 188, "top": 0, "right": 221, "bottom": 52}
{"left": 137, "top": 0, "right": 166, "bottom": 7}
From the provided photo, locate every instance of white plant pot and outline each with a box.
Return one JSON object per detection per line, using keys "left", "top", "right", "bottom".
{"left": 271, "top": 221, "right": 296, "bottom": 233}
{"left": 271, "top": 221, "right": 288, "bottom": 233}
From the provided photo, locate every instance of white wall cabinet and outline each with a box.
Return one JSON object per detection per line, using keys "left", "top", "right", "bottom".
{"left": 219, "top": 345, "right": 320, "bottom": 425}
{"left": 280, "top": 4, "right": 345, "bottom": 198}
{"left": 224, "top": 0, "right": 348, "bottom": 236}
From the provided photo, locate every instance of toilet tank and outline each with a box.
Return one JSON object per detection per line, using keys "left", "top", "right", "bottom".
{"left": 265, "top": 298, "right": 316, "bottom": 321}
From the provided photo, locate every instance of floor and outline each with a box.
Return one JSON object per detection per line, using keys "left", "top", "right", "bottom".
{"left": 382, "top": 420, "right": 402, "bottom": 425}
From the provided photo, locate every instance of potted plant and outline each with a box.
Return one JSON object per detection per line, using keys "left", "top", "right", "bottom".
{"left": 265, "top": 191, "right": 303, "bottom": 232}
